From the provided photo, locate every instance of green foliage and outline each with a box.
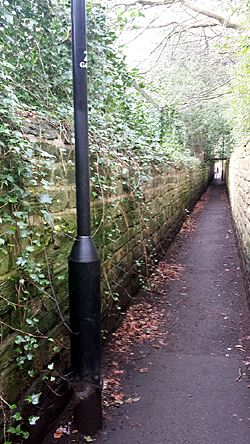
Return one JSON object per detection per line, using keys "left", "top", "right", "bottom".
{"left": 227, "top": 1, "right": 250, "bottom": 143}
{"left": 182, "top": 103, "right": 233, "bottom": 158}
{"left": 0, "top": 0, "right": 200, "bottom": 441}
{"left": 0, "top": 0, "right": 73, "bottom": 121}
{"left": 136, "top": 27, "right": 234, "bottom": 157}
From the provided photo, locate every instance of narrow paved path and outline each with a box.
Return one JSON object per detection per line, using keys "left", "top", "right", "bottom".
{"left": 95, "top": 180, "right": 250, "bottom": 444}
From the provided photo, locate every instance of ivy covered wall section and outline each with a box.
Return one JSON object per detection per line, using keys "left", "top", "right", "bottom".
{"left": 0, "top": 118, "right": 213, "bottom": 442}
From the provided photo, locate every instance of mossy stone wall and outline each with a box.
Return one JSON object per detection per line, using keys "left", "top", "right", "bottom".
{"left": 0, "top": 120, "right": 213, "bottom": 442}
{"left": 226, "top": 139, "right": 250, "bottom": 303}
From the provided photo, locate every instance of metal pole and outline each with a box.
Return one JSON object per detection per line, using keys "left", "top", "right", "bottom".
{"left": 221, "top": 136, "right": 224, "bottom": 182}
{"left": 68, "top": 0, "right": 101, "bottom": 388}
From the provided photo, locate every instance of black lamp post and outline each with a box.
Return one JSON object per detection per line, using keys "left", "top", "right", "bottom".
{"left": 221, "top": 135, "right": 225, "bottom": 182}
{"left": 68, "top": 0, "right": 101, "bottom": 392}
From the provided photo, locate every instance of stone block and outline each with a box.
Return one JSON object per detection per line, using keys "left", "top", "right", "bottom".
{"left": 66, "top": 164, "right": 76, "bottom": 185}
{"left": 50, "top": 190, "right": 69, "bottom": 213}
{"left": 21, "top": 120, "right": 58, "bottom": 140}
{"left": 54, "top": 166, "right": 66, "bottom": 182}
{"left": 40, "top": 142, "right": 61, "bottom": 161}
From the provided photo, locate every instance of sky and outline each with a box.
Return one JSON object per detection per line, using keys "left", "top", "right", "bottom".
{"left": 111, "top": 0, "right": 240, "bottom": 69}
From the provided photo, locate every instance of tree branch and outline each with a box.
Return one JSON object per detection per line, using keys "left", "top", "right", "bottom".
{"left": 115, "top": 0, "right": 175, "bottom": 5}
{"left": 182, "top": 1, "right": 239, "bottom": 30}
{"left": 132, "top": 80, "right": 162, "bottom": 111}
{"left": 115, "top": 0, "right": 240, "bottom": 30}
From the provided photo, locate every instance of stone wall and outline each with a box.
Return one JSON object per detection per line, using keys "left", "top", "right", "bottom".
{"left": 226, "top": 139, "right": 250, "bottom": 303}
{"left": 0, "top": 119, "right": 214, "bottom": 442}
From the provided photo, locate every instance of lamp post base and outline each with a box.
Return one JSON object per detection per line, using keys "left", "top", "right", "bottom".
{"left": 68, "top": 235, "right": 102, "bottom": 385}
{"left": 70, "top": 381, "right": 103, "bottom": 435}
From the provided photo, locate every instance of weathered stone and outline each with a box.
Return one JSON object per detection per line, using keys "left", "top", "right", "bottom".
{"left": 66, "top": 165, "right": 76, "bottom": 184}
{"left": 0, "top": 125, "right": 214, "bottom": 444}
{"left": 227, "top": 144, "right": 250, "bottom": 307}
{"left": 40, "top": 142, "right": 61, "bottom": 161}
{"left": 21, "top": 120, "right": 58, "bottom": 140}
{"left": 50, "top": 190, "right": 69, "bottom": 212}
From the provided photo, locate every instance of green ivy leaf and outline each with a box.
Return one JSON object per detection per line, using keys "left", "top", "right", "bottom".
{"left": 26, "top": 246, "right": 35, "bottom": 252}
{"left": 11, "top": 412, "right": 22, "bottom": 421}
{"left": 25, "top": 393, "right": 41, "bottom": 405}
{"left": 28, "top": 416, "right": 40, "bottom": 425}
{"left": 38, "top": 193, "right": 52, "bottom": 204}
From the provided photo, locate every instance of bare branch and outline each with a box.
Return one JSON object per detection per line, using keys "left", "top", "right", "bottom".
{"left": 115, "top": 0, "right": 175, "bottom": 5}
{"left": 142, "top": 19, "right": 221, "bottom": 29}
{"left": 132, "top": 80, "right": 162, "bottom": 110}
{"left": 182, "top": 1, "right": 239, "bottom": 29}
{"left": 178, "top": 91, "right": 232, "bottom": 110}
{"left": 114, "top": 0, "right": 240, "bottom": 30}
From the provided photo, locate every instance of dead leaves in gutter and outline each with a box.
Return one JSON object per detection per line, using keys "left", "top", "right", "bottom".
{"left": 102, "top": 259, "right": 184, "bottom": 415}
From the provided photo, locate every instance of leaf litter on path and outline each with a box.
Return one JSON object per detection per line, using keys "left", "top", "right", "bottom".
{"left": 102, "top": 256, "right": 185, "bottom": 417}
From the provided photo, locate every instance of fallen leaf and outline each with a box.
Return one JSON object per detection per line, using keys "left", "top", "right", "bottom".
{"left": 147, "top": 362, "right": 152, "bottom": 365}
{"left": 54, "top": 430, "right": 64, "bottom": 439}
{"left": 103, "top": 379, "right": 109, "bottom": 390}
{"left": 125, "top": 397, "right": 141, "bottom": 404}
{"left": 84, "top": 437, "right": 95, "bottom": 442}
{"left": 111, "top": 393, "right": 124, "bottom": 402}
{"left": 112, "top": 361, "right": 118, "bottom": 366}
{"left": 72, "top": 430, "right": 78, "bottom": 434}
{"left": 235, "top": 345, "right": 245, "bottom": 351}
{"left": 139, "top": 368, "right": 148, "bottom": 373}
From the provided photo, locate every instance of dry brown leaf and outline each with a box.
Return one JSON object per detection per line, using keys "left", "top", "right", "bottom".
{"left": 125, "top": 397, "right": 141, "bottom": 404}
{"left": 103, "top": 379, "right": 109, "bottom": 390}
{"left": 235, "top": 345, "right": 245, "bottom": 351}
{"left": 111, "top": 393, "right": 124, "bottom": 401}
{"left": 54, "top": 430, "right": 64, "bottom": 439}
